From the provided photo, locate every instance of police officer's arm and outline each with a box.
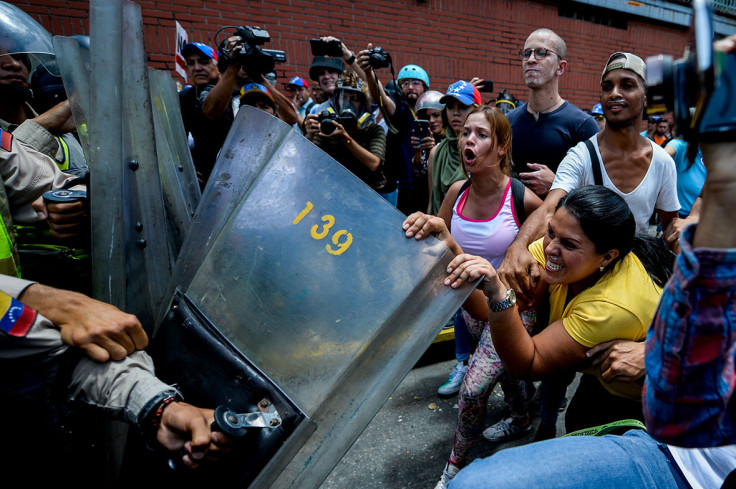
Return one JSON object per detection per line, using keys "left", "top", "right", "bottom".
{"left": 15, "top": 279, "right": 149, "bottom": 362}
{"left": 31, "top": 99, "right": 77, "bottom": 135}
{"left": 357, "top": 44, "right": 396, "bottom": 118}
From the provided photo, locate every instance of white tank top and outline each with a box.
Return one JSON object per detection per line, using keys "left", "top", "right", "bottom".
{"left": 451, "top": 179, "right": 520, "bottom": 269}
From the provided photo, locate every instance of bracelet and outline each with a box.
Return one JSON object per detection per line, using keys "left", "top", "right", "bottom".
{"left": 345, "top": 138, "right": 352, "bottom": 145}
{"left": 150, "top": 395, "right": 178, "bottom": 432}
{"left": 346, "top": 53, "right": 356, "bottom": 65}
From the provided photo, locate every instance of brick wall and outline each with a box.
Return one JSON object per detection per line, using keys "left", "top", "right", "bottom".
{"left": 13, "top": 0, "right": 690, "bottom": 111}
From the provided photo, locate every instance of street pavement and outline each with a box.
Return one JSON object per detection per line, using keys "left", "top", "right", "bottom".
{"left": 320, "top": 348, "right": 579, "bottom": 489}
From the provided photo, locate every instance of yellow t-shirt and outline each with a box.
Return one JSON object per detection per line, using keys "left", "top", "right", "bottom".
{"left": 529, "top": 238, "right": 662, "bottom": 400}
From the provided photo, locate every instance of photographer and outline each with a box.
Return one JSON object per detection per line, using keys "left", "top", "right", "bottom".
{"left": 358, "top": 44, "right": 429, "bottom": 213}
{"left": 304, "top": 71, "right": 388, "bottom": 195}
{"left": 179, "top": 42, "right": 229, "bottom": 187}
{"left": 306, "top": 36, "right": 366, "bottom": 119}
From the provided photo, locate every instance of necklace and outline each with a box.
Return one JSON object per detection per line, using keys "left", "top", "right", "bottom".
{"left": 529, "top": 97, "right": 563, "bottom": 121}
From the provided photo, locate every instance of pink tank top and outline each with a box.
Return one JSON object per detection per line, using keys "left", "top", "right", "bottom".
{"left": 451, "top": 179, "right": 520, "bottom": 269}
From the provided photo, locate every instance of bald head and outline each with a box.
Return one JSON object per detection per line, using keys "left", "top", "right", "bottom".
{"left": 527, "top": 28, "right": 567, "bottom": 60}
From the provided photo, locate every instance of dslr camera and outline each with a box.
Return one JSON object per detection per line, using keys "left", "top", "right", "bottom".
{"left": 217, "top": 25, "right": 286, "bottom": 76}
{"left": 645, "top": 0, "right": 736, "bottom": 145}
{"left": 318, "top": 110, "right": 339, "bottom": 134}
{"left": 367, "top": 46, "right": 392, "bottom": 70}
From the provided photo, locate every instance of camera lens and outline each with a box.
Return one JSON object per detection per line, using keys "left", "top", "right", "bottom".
{"left": 320, "top": 120, "right": 336, "bottom": 134}
{"left": 645, "top": 54, "right": 675, "bottom": 117}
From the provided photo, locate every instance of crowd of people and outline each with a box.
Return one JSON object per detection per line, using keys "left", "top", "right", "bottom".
{"left": 0, "top": 1, "right": 734, "bottom": 486}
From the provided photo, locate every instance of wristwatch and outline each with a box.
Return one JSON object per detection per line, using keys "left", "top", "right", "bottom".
{"left": 487, "top": 287, "right": 517, "bottom": 312}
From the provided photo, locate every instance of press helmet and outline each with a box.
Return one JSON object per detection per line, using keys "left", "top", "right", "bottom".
{"left": 414, "top": 90, "right": 444, "bottom": 115}
{"left": 397, "top": 64, "right": 429, "bottom": 89}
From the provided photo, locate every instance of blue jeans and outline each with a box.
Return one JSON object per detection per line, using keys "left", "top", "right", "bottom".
{"left": 379, "top": 185, "right": 398, "bottom": 207}
{"left": 448, "top": 430, "right": 688, "bottom": 489}
{"left": 454, "top": 310, "right": 472, "bottom": 363}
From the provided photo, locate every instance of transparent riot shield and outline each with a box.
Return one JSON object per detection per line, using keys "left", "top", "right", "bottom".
{"left": 136, "top": 106, "right": 477, "bottom": 488}
{"left": 148, "top": 68, "right": 201, "bottom": 257}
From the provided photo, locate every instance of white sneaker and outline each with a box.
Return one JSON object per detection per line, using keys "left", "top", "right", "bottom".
{"left": 433, "top": 463, "right": 459, "bottom": 489}
{"left": 437, "top": 362, "right": 468, "bottom": 396}
{"left": 482, "top": 417, "right": 532, "bottom": 442}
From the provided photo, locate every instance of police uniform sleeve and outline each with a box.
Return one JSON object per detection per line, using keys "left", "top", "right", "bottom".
{"left": 67, "top": 351, "right": 180, "bottom": 426}
{"left": 0, "top": 132, "right": 75, "bottom": 223}
{"left": 12, "top": 119, "right": 63, "bottom": 162}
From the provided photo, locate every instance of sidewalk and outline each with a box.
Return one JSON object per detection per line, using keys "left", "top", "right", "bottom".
{"left": 320, "top": 357, "right": 579, "bottom": 488}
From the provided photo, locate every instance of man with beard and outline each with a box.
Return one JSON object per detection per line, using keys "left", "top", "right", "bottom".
{"left": 358, "top": 46, "right": 429, "bottom": 211}
{"left": 506, "top": 29, "right": 599, "bottom": 198}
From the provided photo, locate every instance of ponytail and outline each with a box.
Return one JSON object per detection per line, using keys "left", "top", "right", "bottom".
{"left": 632, "top": 234, "right": 675, "bottom": 288}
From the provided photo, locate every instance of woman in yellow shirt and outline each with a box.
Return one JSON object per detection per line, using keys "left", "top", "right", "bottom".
{"left": 441, "top": 185, "right": 674, "bottom": 433}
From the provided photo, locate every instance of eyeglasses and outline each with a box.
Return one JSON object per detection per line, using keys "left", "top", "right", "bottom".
{"left": 401, "top": 80, "right": 423, "bottom": 88}
{"left": 518, "top": 47, "right": 558, "bottom": 61}
{"left": 593, "top": 114, "right": 604, "bottom": 121}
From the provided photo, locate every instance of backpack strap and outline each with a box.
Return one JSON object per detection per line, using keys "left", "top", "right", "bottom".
{"left": 584, "top": 138, "right": 603, "bottom": 186}
{"left": 510, "top": 177, "right": 527, "bottom": 225}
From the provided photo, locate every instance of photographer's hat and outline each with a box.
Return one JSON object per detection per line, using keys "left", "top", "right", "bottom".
{"left": 309, "top": 55, "right": 345, "bottom": 81}
{"left": 240, "top": 82, "right": 275, "bottom": 108}
{"left": 440, "top": 81, "right": 481, "bottom": 107}
{"left": 182, "top": 42, "right": 217, "bottom": 61}
{"left": 601, "top": 52, "right": 645, "bottom": 83}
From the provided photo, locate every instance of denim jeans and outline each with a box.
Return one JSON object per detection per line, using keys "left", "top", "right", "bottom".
{"left": 448, "top": 429, "right": 688, "bottom": 489}
{"left": 454, "top": 310, "right": 472, "bottom": 363}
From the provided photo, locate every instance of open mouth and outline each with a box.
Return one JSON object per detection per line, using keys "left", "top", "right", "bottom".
{"left": 545, "top": 259, "right": 564, "bottom": 272}
{"left": 463, "top": 148, "right": 476, "bottom": 165}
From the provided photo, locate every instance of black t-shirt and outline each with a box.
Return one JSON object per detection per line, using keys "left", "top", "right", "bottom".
{"left": 179, "top": 84, "right": 235, "bottom": 186}
{"left": 506, "top": 101, "right": 599, "bottom": 176}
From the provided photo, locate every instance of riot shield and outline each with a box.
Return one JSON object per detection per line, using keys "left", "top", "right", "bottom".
{"left": 136, "top": 106, "right": 477, "bottom": 488}
{"left": 148, "top": 68, "right": 201, "bottom": 258}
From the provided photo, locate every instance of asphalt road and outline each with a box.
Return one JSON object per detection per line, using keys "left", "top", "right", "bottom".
{"left": 320, "top": 352, "right": 579, "bottom": 489}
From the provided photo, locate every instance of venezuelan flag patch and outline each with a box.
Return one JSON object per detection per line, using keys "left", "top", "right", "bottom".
{"left": 0, "top": 292, "right": 36, "bottom": 337}
{"left": 0, "top": 128, "right": 12, "bottom": 152}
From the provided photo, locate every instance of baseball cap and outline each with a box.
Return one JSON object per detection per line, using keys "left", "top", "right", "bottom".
{"left": 591, "top": 103, "right": 603, "bottom": 115}
{"left": 182, "top": 42, "right": 217, "bottom": 61}
{"left": 240, "top": 82, "right": 275, "bottom": 106}
{"left": 286, "top": 76, "right": 309, "bottom": 88}
{"left": 601, "top": 52, "right": 645, "bottom": 83}
{"left": 440, "top": 81, "right": 482, "bottom": 107}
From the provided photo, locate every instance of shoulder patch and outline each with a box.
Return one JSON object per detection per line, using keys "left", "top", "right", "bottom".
{"left": 0, "top": 128, "right": 12, "bottom": 152}
{"left": 0, "top": 292, "right": 36, "bottom": 338}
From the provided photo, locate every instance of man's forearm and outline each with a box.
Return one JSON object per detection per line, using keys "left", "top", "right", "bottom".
{"left": 694, "top": 143, "right": 736, "bottom": 249}
{"left": 201, "top": 71, "right": 234, "bottom": 120}
{"left": 509, "top": 189, "right": 564, "bottom": 249}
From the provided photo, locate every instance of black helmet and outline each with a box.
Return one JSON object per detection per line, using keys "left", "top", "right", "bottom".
{"left": 309, "top": 55, "right": 345, "bottom": 81}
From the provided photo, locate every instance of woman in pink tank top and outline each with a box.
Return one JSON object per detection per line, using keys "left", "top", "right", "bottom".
{"left": 403, "top": 105, "right": 542, "bottom": 488}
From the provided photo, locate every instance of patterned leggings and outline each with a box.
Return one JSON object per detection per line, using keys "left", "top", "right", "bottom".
{"left": 448, "top": 307, "right": 536, "bottom": 469}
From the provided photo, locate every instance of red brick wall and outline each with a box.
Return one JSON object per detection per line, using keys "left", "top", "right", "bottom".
{"left": 13, "top": 0, "right": 689, "bottom": 111}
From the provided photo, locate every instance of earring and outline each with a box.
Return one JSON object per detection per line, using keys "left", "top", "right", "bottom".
{"left": 599, "top": 266, "right": 605, "bottom": 271}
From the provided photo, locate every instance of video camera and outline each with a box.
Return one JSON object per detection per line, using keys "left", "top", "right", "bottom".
{"left": 216, "top": 25, "right": 286, "bottom": 76}
{"left": 645, "top": 0, "right": 736, "bottom": 148}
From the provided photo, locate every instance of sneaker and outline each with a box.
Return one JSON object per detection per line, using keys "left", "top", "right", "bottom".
{"left": 437, "top": 362, "right": 468, "bottom": 396}
{"left": 482, "top": 417, "right": 532, "bottom": 442}
{"left": 433, "top": 463, "right": 459, "bottom": 489}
